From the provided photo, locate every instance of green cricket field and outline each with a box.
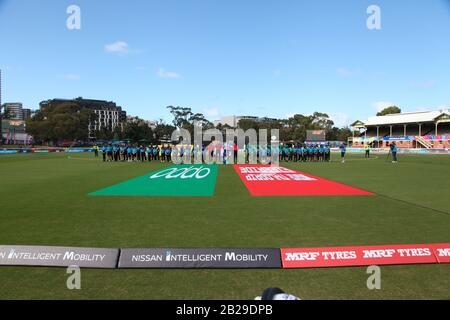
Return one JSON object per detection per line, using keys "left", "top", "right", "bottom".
{"left": 0, "top": 152, "right": 449, "bottom": 299}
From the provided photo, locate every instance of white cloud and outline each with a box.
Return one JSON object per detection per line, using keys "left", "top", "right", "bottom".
{"left": 157, "top": 68, "right": 181, "bottom": 79}
{"left": 329, "top": 112, "right": 353, "bottom": 128}
{"left": 285, "top": 113, "right": 296, "bottom": 119}
{"left": 64, "top": 74, "right": 80, "bottom": 81}
{"left": 104, "top": 41, "right": 130, "bottom": 54}
{"left": 372, "top": 101, "right": 397, "bottom": 112}
{"left": 203, "top": 107, "right": 220, "bottom": 118}
{"left": 337, "top": 67, "right": 360, "bottom": 77}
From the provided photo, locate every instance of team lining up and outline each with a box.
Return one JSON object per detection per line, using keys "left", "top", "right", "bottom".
{"left": 94, "top": 143, "right": 348, "bottom": 164}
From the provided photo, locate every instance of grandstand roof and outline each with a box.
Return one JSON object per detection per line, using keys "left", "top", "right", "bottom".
{"left": 355, "top": 109, "right": 450, "bottom": 126}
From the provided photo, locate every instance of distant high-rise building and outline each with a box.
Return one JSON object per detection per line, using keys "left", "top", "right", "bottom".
{"left": 39, "top": 98, "right": 127, "bottom": 139}
{"left": 3, "top": 102, "right": 24, "bottom": 120}
{"left": 22, "top": 108, "right": 32, "bottom": 120}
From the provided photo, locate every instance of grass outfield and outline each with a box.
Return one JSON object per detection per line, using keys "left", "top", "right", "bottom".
{"left": 0, "top": 152, "right": 449, "bottom": 300}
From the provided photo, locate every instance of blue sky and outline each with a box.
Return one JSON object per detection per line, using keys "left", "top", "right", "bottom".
{"left": 1, "top": 0, "right": 450, "bottom": 126}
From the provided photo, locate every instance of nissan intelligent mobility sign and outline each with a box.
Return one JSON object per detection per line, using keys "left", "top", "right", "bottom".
{"left": 90, "top": 164, "right": 219, "bottom": 197}
{"left": 118, "top": 248, "right": 282, "bottom": 268}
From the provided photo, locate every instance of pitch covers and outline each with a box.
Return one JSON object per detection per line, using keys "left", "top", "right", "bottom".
{"left": 90, "top": 164, "right": 218, "bottom": 197}
{"left": 233, "top": 164, "right": 373, "bottom": 196}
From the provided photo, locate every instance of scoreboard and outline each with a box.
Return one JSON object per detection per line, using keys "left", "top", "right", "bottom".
{"left": 306, "top": 130, "right": 326, "bottom": 142}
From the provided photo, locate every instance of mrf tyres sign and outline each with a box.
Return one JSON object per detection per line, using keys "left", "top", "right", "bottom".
{"left": 281, "top": 244, "right": 440, "bottom": 268}
{"left": 118, "top": 248, "right": 282, "bottom": 269}
{"left": 90, "top": 164, "right": 218, "bottom": 197}
{"left": 0, "top": 245, "right": 119, "bottom": 268}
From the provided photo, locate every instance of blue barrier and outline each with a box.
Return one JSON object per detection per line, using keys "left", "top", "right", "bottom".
{"left": 66, "top": 148, "right": 95, "bottom": 153}
{"left": 0, "top": 148, "right": 95, "bottom": 155}
{"left": 331, "top": 148, "right": 449, "bottom": 154}
{"left": 0, "top": 150, "right": 18, "bottom": 154}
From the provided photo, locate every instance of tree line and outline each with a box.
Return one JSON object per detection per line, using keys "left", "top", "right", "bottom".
{"left": 24, "top": 101, "right": 402, "bottom": 145}
{"left": 235, "top": 112, "right": 352, "bottom": 142}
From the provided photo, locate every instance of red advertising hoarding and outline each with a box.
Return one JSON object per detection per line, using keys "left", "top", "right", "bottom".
{"left": 281, "top": 244, "right": 445, "bottom": 269}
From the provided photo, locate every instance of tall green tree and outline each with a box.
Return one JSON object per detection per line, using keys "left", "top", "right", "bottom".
{"left": 26, "top": 102, "right": 95, "bottom": 144}
{"left": 377, "top": 106, "right": 401, "bottom": 116}
{"left": 311, "top": 112, "right": 334, "bottom": 130}
{"left": 2, "top": 108, "right": 12, "bottom": 120}
{"left": 233, "top": 112, "right": 350, "bottom": 142}
{"left": 95, "top": 126, "right": 114, "bottom": 141}
{"left": 154, "top": 119, "right": 176, "bottom": 142}
{"left": 123, "top": 118, "right": 154, "bottom": 143}
{"left": 326, "top": 127, "right": 352, "bottom": 141}
{"left": 167, "top": 106, "right": 193, "bottom": 128}
{"left": 166, "top": 106, "right": 212, "bottom": 138}
{"left": 237, "top": 119, "right": 259, "bottom": 131}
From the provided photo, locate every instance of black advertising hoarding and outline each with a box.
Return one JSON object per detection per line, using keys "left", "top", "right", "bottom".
{"left": 118, "top": 248, "right": 282, "bottom": 269}
{"left": 0, "top": 245, "right": 119, "bottom": 268}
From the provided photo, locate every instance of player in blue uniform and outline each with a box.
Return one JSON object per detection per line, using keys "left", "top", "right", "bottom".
{"left": 307, "top": 145, "right": 312, "bottom": 162}
{"left": 390, "top": 142, "right": 398, "bottom": 163}
{"left": 159, "top": 145, "right": 164, "bottom": 162}
{"left": 131, "top": 145, "right": 138, "bottom": 161}
{"left": 112, "top": 145, "right": 118, "bottom": 162}
{"left": 106, "top": 144, "right": 113, "bottom": 162}
{"left": 325, "top": 144, "right": 331, "bottom": 162}
{"left": 318, "top": 145, "right": 324, "bottom": 162}
{"left": 139, "top": 145, "right": 145, "bottom": 162}
{"left": 101, "top": 145, "right": 107, "bottom": 162}
{"left": 282, "top": 145, "right": 288, "bottom": 162}
{"left": 165, "top": 145, "right": 172, "bottom": 162}
{"left": 126, "top": 146, "right": 131, "bottom": 161}
{"left": 150, "top": 145, "right": 154, "bottom": 161}
{"left": 119, "top": 145, "right": 126, "bottom": 161}
{"left": 152, "top": 145, "right": 158, "bottom": 161}
{"left": 339, "top": 143, "right": 346, "bottom": 163}
{"left": 292, "top": 145, "right": 298, "bottom": 162}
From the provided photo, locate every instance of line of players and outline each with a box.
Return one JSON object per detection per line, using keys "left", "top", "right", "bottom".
{"left": 98, "top": 145, "right": 174, "bottom": 162}
{"left": 96, "top": 143, "right": 332, "bottom": 163}
{"left": 278, "top": 144, "right": 331, "bottom": 162}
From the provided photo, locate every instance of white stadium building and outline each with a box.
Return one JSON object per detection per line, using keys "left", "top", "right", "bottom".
{"left": 350, "top": 109, "right": 450, "bottom": 149}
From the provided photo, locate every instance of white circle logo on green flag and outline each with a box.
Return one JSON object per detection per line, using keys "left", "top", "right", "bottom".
{"left": 149, "top": 166, "right": 211, "bottom": 180}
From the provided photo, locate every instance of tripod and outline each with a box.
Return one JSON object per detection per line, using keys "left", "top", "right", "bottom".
{"left": 385, "top": 150, "right": 391, "bottom": 162}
